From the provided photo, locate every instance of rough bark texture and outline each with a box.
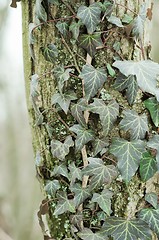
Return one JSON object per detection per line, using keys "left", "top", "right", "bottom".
{"left": 21, "top": 0, "right": 159, "bottom": 239}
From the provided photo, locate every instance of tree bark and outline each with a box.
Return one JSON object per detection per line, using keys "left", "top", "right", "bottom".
{"left": 21, "top": 0, "right": 158, "bottom": 239}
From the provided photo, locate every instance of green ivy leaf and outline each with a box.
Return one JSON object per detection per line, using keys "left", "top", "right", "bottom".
{"left": 82, "top": 157, "right": 118, "bottom": 189}
{"left": 51, "top": 136, "right": 74, "bottom": 161}
{"left": 68, "top": 162, "right": 82, "bottom": 186}
{"left": 52, "top": 91, "right": 77, "bottom": 114}
{"left": 145, "top": 193, "right": 158, "bottom": 209}
{"left": 102, "top": 217, "right": 152, "bottom": 240}
{"left": 113, "top": 60, "right": 159, "bottom": 101}
{"left": 41, "top": 44, "right": 58, "bottom": 63}
{"left": 78, "top": 33, "right": 103, "bottom": 57}
{"left": 147, "top": 135, "right": 159, "bottom": 170}
{"left": 78, "top": 228, "right": 106, "bottom": 240}
{"left": 56, "top": 21, "right": 68, "bottom": 35}
{"left": 92, "top": 138, "right": 109, "bottom": 157}
{"left": 44, "top": 180, "right": 60, "bottom": 196}
{"left": 122, "top": 14, "right": 133, "bottom": 24}
{"left": 91, "top": 189, "right": 113, "bottom": 215}
{"left": 49, "top": 0, "right": 59, "bottom": 5}
{"left": 35, "top": 0, "right": 47, "bottom": 22}
{"left": 77, "top": 3, "right": 101, "bottom": 33}
{"left": 70, "top": 183, "right": 91, "bottom": 207}
{"left": 140, "top": 152, "right": 157, "bottom": 182}
{"left": 71, "top": 98, "right": 87, "bottom": 127}
{"left": 144, "top": 97, "right": 159, "bottom": 127}
{"left": 108, "top": 15, "right": 123, "bottom": 27}
{"left": 51, "top": 164, "right": 69, "bottom": 179}
{"left": 113, "top": 74, "right": 138, "bottom": 105}
{"left": 89, "top": 99, "right": 119, "bottom": 136}
{"left": 69, "top": 124, "right": 94, "bottom": 152}
{"left": 110, "top": 138, "right": 145, "bottom": 182}
{"left": 54, "top": 192, "right": 75, "bottom": 216}
{"left": 132, "top": 3, "right": 147, "bottom": 39}
{"left": 69, "top": 20, "right": 82, "bottom": 40}
{"left": 106, "top": 63, "right": 116, "bottom": 77}
{"left": 138, "top": 205, "right": 159, "bottom": 237}
{"left": 100, "top": 0, "right": 114, "bottom": 19}
{"left": 120, "top": 110, "right": 149, "bottom": 140}
{"left": 35, "top": 151, "right": 43, "bottom": 167}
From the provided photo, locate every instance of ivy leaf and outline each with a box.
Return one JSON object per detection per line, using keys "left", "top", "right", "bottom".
{"left": 78, "top": 228, "right": 106, "bottom": 240}
{"left": 56, "top": 21, "right": 68, "bottom": 35}
{"left": 113, "top": 74, "right": 138, "bottom": 105}
{"left": 120, "top": 110, "right": 149, "bottom": 140}
{"left": 102, "top": 217, "right": 152, "bottom": 240}
{"left": 92, "top": 138, "right": 109, "bottom": 157}
{"left": 77, "top": 3, "right": 101, "bottom": 33}
{"left": 132, "top": 3, "right": 147, "bottom": 39}
{"left": 69, "top": 124, "right": 94, "bottom": 152}
{"left": 89, "top": 99, "right": 119, "bottom": 136}
{"left": 69, "top": 21, "right": 82, "bottom": 40}
{"left": 108, "top": 15, "right": 123, "bottom": 27}
{"left": 110, "top": 138, "right": 145, "bottom": 182}
{"left": 35, "top": 0, "right": 47, "bottom": 22}
{"left": 51, "top": 136, "right": 74, "bottom": 161}
{"left": 54, "top": 192, "right": 75, "bottom": 216}
{"left": 82, "top": 157, "right": 118, "bottom": 189}
{"left": 147, "top": 135, "right": 159, "bottom": 170}
{"left": 113, "top": 60, "right": 159, "bottom": 101}
{"left": 91, "top": 189, "right": 113, "bottom": 215}
{"left": 44, "top": 180, "right": 60, "bottom": 196}
{"left": 49, "top": 0, "right": 59, "bottom": 5}
{"left": 71, "top": 98, "right": 87, "bottom": 127}
{"left": 106, "top": 63, "right": 116, "bottom": 77}
{"left": 138, "top": 206, "right": 159, "bottom": 237}
{"left": 68, "top": 162, "right": 82, "bottom": 186}
{"left": 80, "top": 65, "right": 107, "bottom": 100}
{"left": 145, "top": 193, "right": 158, "bottom": 209}
{"left": 144, "top": 97, "right": 159, "bottom": 127}
{"left": 79, "top": 33, "right": 103, "bottom": 57}
{"left": 51, "top": 164, "right": 69, "bottom": 179}
{"left": 52, "top": 91, "right": 77, "bottom": 114}
{"left": 100, "top": 1, "right": 114, "bottom": 19}
{"left": 140, "top": 151, "right": 157, "bottom": 182}
{"left": 70, "top": 183, "right": 91, "bottom": 207}
{"left": 41, "top": 44, "right": 58, "bottom": 63}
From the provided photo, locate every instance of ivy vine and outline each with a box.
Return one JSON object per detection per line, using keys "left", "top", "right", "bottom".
{"left": 12, "top": 0, "right": 159, "bottom": 239}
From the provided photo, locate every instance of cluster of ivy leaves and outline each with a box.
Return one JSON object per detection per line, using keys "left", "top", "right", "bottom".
{"left": 28, "top": 0, "right": 159, "bottom": 239}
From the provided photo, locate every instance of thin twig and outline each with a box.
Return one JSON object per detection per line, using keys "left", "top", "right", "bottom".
{"left": 61, "top": 0, "right": 76, "bottom": 15}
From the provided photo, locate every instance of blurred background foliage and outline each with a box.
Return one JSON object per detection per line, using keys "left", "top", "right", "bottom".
{"left": 0, "top": 0, "right": 158, "bottom": 240}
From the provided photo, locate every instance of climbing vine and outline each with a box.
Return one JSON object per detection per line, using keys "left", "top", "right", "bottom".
{"left": 12, "top": 0, "right": 159, "bottom": 239}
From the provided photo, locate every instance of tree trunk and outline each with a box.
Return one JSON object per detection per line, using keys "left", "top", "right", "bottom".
{"left": 21, "top": 0, "right": 159, "bottom": 239}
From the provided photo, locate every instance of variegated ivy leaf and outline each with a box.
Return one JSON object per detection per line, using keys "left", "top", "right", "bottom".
{"left": 52, "top": 91, "right": 77, "bottom": 114}
{"left": 110, "top": 138, "right": 146, "bottom": 182}
{"left": 140, "top": 151, "right": 157, "bottom": 182}
{"left": 113, "top": 60, "right": 159, "bottom": 101}
{"left": 138, "top": 205, "right": 159, "bottom": 237}
{"left": 70, "top": 183, "right": 91, "bottom": 207}
{"left": 92, "top": 138, "right": 109, "bottom": 157}
{"left": 145, "top": 192, "right": 158, "bottom": 209}
{"left": 69, "top": 20, "right": 82, "bottom": 40}
{"left": 102, "top": 217, "right": 152, "bottom": 240}
{"left": 51, "top": 164, "right": 69, "bottom": 179}
{"left": 35, "top": 0, "right": 47, "bottom": 23}
{"left": 120, "top": 110, "right": 149, "bottom": 140}
{"left": 41, "top": 44, "right": 58, "bottom": 63}
{"left": 113, "top": 74, "right": 138, "bottom": 105}
{"left": 91, "top": 189, "right": 113, "bottom": 215}
{"left": 54, "top": 192, "right": 75, "bottom": 216}
{"left": 108, "top": 15, "right": 123, "bottom": 27}
{"left": 147, "top": 135, "right": 159, "bottom": 170}
{"left": 77, "top": 3, "right": 101, "bottom": 34}
{"left": 71, "top": 98, "right": 87, "bottom": 127}
{"left": 132, "top": 3, "right": 147, "bottom": 40}
{"left": 69, "top": 124, "right": 94, "bottom": 152}
{"left": 82, "top": 157, "right": 118, "bottom": 189}
{"left": 78, "top": 228, "right": 106, "bottom": 240}
{"left": 44, "top": 180, "right": 60, "bottom": 196}
{"left": 80, "top": 64, "right": 107, "bottom": 100}
{"left": 144, "top": 97, "right": 159, "bottom": 127}
{"left": 68, "top": 162, "right": 82, "bottom": 186}
{"left": 56, "top": 21, "right": 68, "bottom": 35}
{"left": 51, "top": 136, "right": 74, "bottom": 161}
{"left": 89, "top": 99, "right": 119, "bottom": 137}
{"left": 78, "top": 33, "right": 103, "bottom": 57}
